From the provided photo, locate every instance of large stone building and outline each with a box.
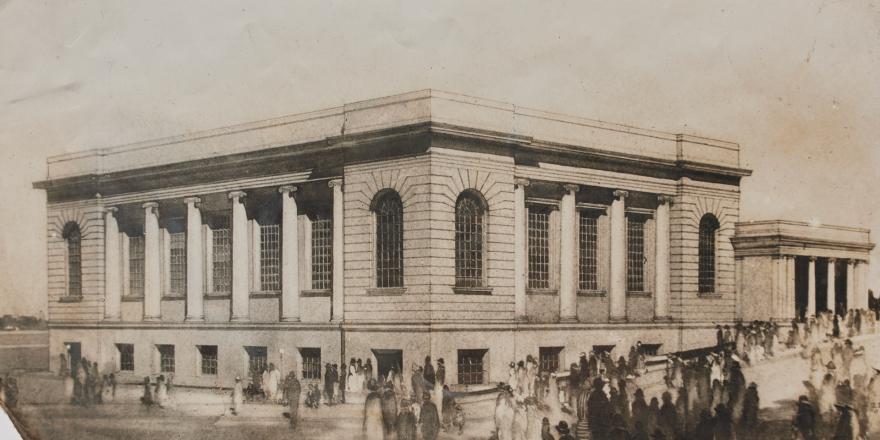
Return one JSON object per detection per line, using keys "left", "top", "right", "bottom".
{"left": 36, "top": 90, "right": 840, "bottom": 390}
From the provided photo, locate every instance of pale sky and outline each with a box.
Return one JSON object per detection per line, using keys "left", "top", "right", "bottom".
{"left": 1, "top": 0, "right": 879, "bottom": 317}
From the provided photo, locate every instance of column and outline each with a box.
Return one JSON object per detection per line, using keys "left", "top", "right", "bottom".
{"left": 771, "top": 256, "right": 782, "bottom": 321}
{"left": 847, "top": 259, "right": 855, "bottom": 311}
{"left": 654, "top": 195, "right": 673, "bottom": 321}
{"left": 184, "top": 197, "right": 204, "bottom": 322}
{"left": 734, "top": 256, "right": 744, "bottom": 322}
{"left": 559, "top": 184, "right": 579, "bottom": 323}
{"left": 807, "top": 257, "right": 817, "bottom": 318}
{"left": 279, "top": 186, "right": 300, "bottom": 322}
{"left": 163, "top": 229, "right": 172, "bottom": 296}
{"left": 787, "top": 255, "right": 796, "bottom": 320}
{"left": 229, "top": 191, "right": 249, "bottom": 322}
{"left": 609, "top": 190, "right": 628, "bottom": 323}
{"left": 859, "top": 260, "right": 869, "bottom": 309}
{"left": 103, "top": 207, "right": 121, "bottom": 321}
{"left": 142, "top": 202, "right": 161, "bottom": 322}
{"left": 827, "top": 258, "right": 836, "bottom": 314}
{"left": 513, "top": 178, "right": 530, "bottom": 322}
{"left": 329, "top": 180, "right": 345, "bottom": 323}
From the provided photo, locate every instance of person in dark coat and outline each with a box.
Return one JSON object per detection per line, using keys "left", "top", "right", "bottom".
{"left": 607, "top": 413, "right": 631, "bottom": 440}
{"left": 837, "top": 379, "right": 854, "bottom": 407}
{"left": 423, "top": 356, "right": 436, "bottom": 389}
{"left": 832, "top": 404, "right": 860, "bottom": 440}
{"left": 323, "top": 363, "right": 335, "bottom": 405}
{"left": 631, "top": 421, "right": 649, "bottom": 440}
{"left": 741, "top": 381, "right": 760, "bottom": 435}
{"left": 716, "top": 325, "right": 724, "bottom": 348}
{"left": 795, "top": 395, "right": 817, "bottom": 440}
{"left": 286, "top": 371, "right": 302, "bottom": 428}
{"left": 541, "top": 417, "right": 555, "bottom": 440}
{"left": 436, "top": 358, "right": 446, "bottom": 387}
{"left": 588, "top": 351, "right": 600, "bottom": 378}
{"left": 555, "top": 421, "right": 577, "bottom": 440}
{"left": 617, "top": 356, "right": 629, "bottom": 380}
{"left": 693, "top": 409, "right": 716, "bottom": 440}
{"left": 141, "top": 376, "right": 153, "bottom": 406}
{"left": 441, "top": 385, "right": 456, "bottom": 430}
{"left": 364, "top": 379, "right": 385, "bottom": 440}
{"left": 420, "top": 391, "right": 441, "bottom": 440}
{"left": 727, "top": 361, "right": 746, "bottom": 425}
{"left": 579, "top": 352, "right": 590, "bottom": 386}
{"left": 396, "top": 399, "right": 417, "bottom": 440}
{"left": 658, "top": 391, "right": 678, "bottom": 438}
{"left": 632, "top": 388, "right": 649, "bottom": 431}
{"left": 411, "top": 364, "right": 426, "bottom": 405}
{"left": 714, "top": 404, "right": 734, "bottom": 440}
{"left": 588, "top": 377, "right": 612, "bottom": 439}
{"left": 381, "top": 382, "right": 398, "bottom": 436}
{"left": 336, "top": 364, "right": 345, "bottom": 404}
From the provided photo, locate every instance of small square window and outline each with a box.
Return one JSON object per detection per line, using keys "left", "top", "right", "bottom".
{"left": 299, "top": 348, "right": 322, "bottom": 380}
{"left": 539, "top": 347, "right": 564, "bottom": 373}
{"left": 458, "top": 349, "right": 488, "bottom": 385}
{"left": 641, "top": 344, "right": 662, "bottom": 357}
{"left": 199, "top": 345, "right": 218, "bottom": 375}
{"left": 245, "top": 346, "right": 268, "bottom": 378}
{"left": 117, "top": 343, "right": 134, "bottom": 371}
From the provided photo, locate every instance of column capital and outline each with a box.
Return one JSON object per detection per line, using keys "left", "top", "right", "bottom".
{"left": 142, "top": 202, "right": 159, "bottom": 209}
{"left": 103, "top": 206, "right": 118, "bottom": 215}
{"left": 228, "top": 191, "right": 246, "bottom": 200}
{"left": 657, "top": 195, "right": 675, "bottom": 204}
{"left": 613, "top": 190, "right": 629, "bottom": 199}
{"left": 847, "top": 259, "right": 856, "bottom": 265}
{"left": 562, "top": 184, "right": 580, "bottom": 193}
{"left": 828, "top": 257, "right": 837, "bottom": 263}
{"left": 514, "top": 178, "right": 530, "bottom": 188}
{"left": 183, "top": 197, "right": 201, "bottom": 205}
{"left": 278, "top": 185, "right": 298, "bottom": 195}
{"left": 808, "top": 256, "right": 818, "bottom": 262}
{"left": 328, "top": 179, "right": 343, "bottom": 188}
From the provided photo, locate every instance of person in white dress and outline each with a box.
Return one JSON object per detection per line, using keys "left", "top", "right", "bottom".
{"left": 155, "top": 375, "right": 168, "bottom": 408}
{"left": 232, "top": 375, "right": 243, "bottom": 416}
{"left": 266, "top": 363, "right": 281, "bottom": 401}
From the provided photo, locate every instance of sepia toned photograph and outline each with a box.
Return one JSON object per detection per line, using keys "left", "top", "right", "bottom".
{"left": 1, "top": 1, "right": 879, "bottom": 439}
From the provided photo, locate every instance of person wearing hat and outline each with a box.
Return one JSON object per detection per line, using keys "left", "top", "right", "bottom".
{"left": 820, "top": 371, "right": 838, "bottom": 423}
{"left": 396, "top": 398, "right": 417, "bottom": 440}
{"left": 587, "top": 377, "right": 611, "bottom": 439}
{"left": 423, "top": 356, "right": 436, "bottom": 389}
{"left": 286, "top": 369, "right": 301, "bottom": 428}
{"left": 794, "top": 395, "right": 817, "bottom": 440}
{"left": 363, "top": 379, "right": 385, "bottom": 440}
{"left": 231, "top": 375, "right": 243, "bottom": 416}
{"left": 381, "top": 380, "right": 398, "bottom": 437}
{"left": 420, "top": 390, "right": 440, "bottom": 440}
{"left": 555, "top": 421, "right": 576, "bottom": 440}
{"left": 833, "top": 404, "right": 861, "bottom": 440}
{"left": 728, "top": 360, "right": 746, "bottom": 425}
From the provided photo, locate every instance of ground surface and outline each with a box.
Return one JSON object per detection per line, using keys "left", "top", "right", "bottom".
{"left": 6, "top": 333, "right": 880, "bottom": 440}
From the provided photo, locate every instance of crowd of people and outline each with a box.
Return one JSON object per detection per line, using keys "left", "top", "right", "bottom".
{"left": 58, "top": 353, "right": 118, "bottom": 408}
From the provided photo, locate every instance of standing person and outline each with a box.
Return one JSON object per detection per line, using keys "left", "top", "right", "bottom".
{"left": 588, "top": 351, "right": 600, "bottom": 378}
{"left": 357, "top": 359, "right": 366, "bottom": 391}
{"left": 727, "top": 361, "right": 746, "bottom": 425}
{"left": 59, "top": 353, "right": 69, "bottom": 378}
{"left": 578, "top": 352, "right": 589, "bottom": 386}
{"left": 336, "top": 364, "right": 345, "bottom": 404}
{"left": 365, "top": 358, "right": 374, "bottom": 385}
{"left": 555, "top": 421, "right": 577, "bottom": 440}
{"left": 540, "top": 417, "right": 554, "bottom": 440}
{"left": 495, "top": 384, "right": 515, "bottom": 440}
{"left": 396, "top": 399, "right": 417, "bottom": 440}
{"left": 632, "top": 388, "right": 649, "bottom": 431}
{"left": 347, "top": 358, "right": 357, "bottom": 392}
{"left": 716, "top": 325, "right": 724, "bottom": 349}
{"left": 323, "top": 363, "right": 335, "bottom": 405}
{"left": 607, "top": 413, "right": 630, "bottom": 440}
{"left": 155, "top": 375, "right": 167, "bottom": 408}
{"left": 423, "top": 356, "right": 436, "bottom": 389}
{"left": 97, "top": 374, "right": 108, "bottom": 404}
{"left": 714, "top": 404, "right": 734, "bottom": 440}
{"left": 842, "top": 339, "right": 855, "bottom": 383}
{"left": 231, "top": 375, "right": 243, "bottom": 416}
{"left": 141, "top": 376, "right": 153, "bottom": 408}
{"left": 420, "top": 391, "right": 440, "bottom": 440}
{"left": 794, "top": 395, "right": 817, "bottom": 440}
{"left": 363, "top": 379, "right": 385, "bottom": 440}
{"left": 658, "top": 391, "right": 678, "bottom": 439}
{"left": 441, "top": 385, "right": 456, "bottom": 432}
{"left": 411, "top": 364, "right": 426, "bottom": 407}
{"left": 587, "top": 377, "right": 612, "bottom": 439}
{"left": 693, "top": 409, "right": 715, "bottom": 440}
{"left": 382, "top": 382, "right": 398, "bottom": 437}
{"left": 287, "top": 368, "right": 302, "bottom": 428}
{"left": 109, "top": 373, "right": 117, "bottom": 402}
{"left": 833, "top": 404, "right": 861, "bottom": 440}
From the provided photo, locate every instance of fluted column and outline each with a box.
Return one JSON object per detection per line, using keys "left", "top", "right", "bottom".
{"left": 229, "top": 191, "right": 249, "bottom": 322}
{"left": 103, "top": 207, "right": 121, "bottom": 321}
{"left": 847, "top": 259, "right": 855, "bottom": 311}
{"left": 184, "top": 197, "right": 204, "bottom": 322}
{"left": 786, "top": 255, "right": 796, "bottom": 320}
{"left": 654, "top": 195, "right": 673, "bottom": 321}
{"left": 143, "top": 202, "right": 161, "bottom": 322}
{"left": 279, "top": 186, "right": 300, "bottom": 322}
{"left": 329, "top": 180, "right": 344, "bottom": 323}
{"left": 559, "top": 184, "right": 579, "bottom": 323}
{"left": 514, "top": 178, "right": 530, "bottom": 322}
{"left": 807, "top": 257, "right": 817, "bottom": 318}
{"left": 828, "top": 258, "right": 836, "bottom": 314}
{"left": 609, "top": 190, "right": 628, "bottom": 323}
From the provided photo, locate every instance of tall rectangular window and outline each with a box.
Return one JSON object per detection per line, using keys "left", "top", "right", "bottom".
{"left": 627, "top": 218, "right": 645, "bottom": 292}
{"left": 158, "top": 345, "right": 175, "bottom": 373}
{"left": 458, "top": 349, "right": 487, "bottom": 385}
{"left": 578, "top": 213, "right": 598, "bottom": 291}
{"left": 129, "top": 235, "right": 145, "bottom": 297}
{"left": 260, "top": 224, "right": 281, "bottom": 291}
{"left": 311, "top": 218, "right": 333, "bottom": 290}
{"left": 66, "top": 226, "right": 82, "bottom": 297}
{"left": 539, "top": 347, "right": 564, "bottom": 373}
{"left": 528, "top": 206, "right": 551, "bottom": 289}
{"left": 375, "top": 193, "right": 404, "bottom": 288}
{"left": 300, "top": 348, "right": 322, "bottom": 380}
{"left": 117, "top": 343, "right": 134, "bottom": 371}
{"left": 245, "top": 346, "right": 267, "bottom": 377}
{"left": 455, "top": 194, "right": 485, "bottom": 288}
{"left": 199, "top": 345, "right": 218, "bottom": 375}
{"left": 212, "top": 217, "right": 231, "bottom": 293}
{"left": 169, "top": 232, "right": 186, "bottom": 295}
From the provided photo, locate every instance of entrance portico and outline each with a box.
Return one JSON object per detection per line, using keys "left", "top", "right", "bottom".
{"left": 732, "top": 220, "right": 874, "bottom": 322}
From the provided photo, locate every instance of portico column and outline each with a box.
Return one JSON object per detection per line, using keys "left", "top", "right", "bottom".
{"left": 103, "top": 207, "right": 121, "bottom": 321}
{"left": 609, "top": 190, "right": 629, "bottom": 323}
{"left": 847, "top": 259, "right": 855, "bottom": 311}
{"left": 559, "top": 184, "right": 579, "bottom": 323}
{"left": 858, "top": 260, "right": 869, "bottom": 309}
{"left": 329, "top": 179, "right": 344, "bottom": 323}
{"left": 514, "top": 178, "right": 530, "bottom": 322}
{"left": 827, "top": 258, "right": 836, "bottom": 314}
{"left": 142, "top": 202, "right": 161, "bottom": 322}
{"left": 279, "top": 186, "right": 300, "bottom": 322}
{"left": 184, "top": 197, "right": 204, "bottom": 322}
{"left": 654, "top": 195, "right": 673, "bottom": 321}
{"left": 807, "top": 257, "right": 817, "bottom": 318}
{"left": 786, "top": 255, "right": 796, "bottom": 320}
{"left": 229, "top": 191, "right": 249, "bottom": 322}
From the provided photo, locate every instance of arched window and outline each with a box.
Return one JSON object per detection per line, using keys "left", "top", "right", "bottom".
{"left": 455, "top": 191, "right": 487, "bottom": 288}
{"left": 63, "top": 223, "right": 82, "bottom": 297}
{"left": 374, "top": 191, "right": 403, "bottom": 288}
{"left": 699, "top": 214, "right": 720, "bottom": 294}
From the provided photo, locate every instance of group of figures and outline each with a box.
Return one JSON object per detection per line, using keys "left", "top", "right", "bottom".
{"left": 59, "top": 353, "right": 118, "bottom": 408}
{"left": 139, "top": 374, "right": 174, "bottom": 409}
{"left": 363, "top": 356, "right": 465, "bottom": 440}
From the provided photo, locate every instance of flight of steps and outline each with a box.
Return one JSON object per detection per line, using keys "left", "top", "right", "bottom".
{"left": 575, "top": 420, "right": 591, "bottom": 440}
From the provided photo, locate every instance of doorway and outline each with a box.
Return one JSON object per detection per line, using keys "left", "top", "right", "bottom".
{"left": 371, "top": 349, "right": 403, "bottom": 382}
{"left": 65, "top": 342, "right": 81, "bottom": 378}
